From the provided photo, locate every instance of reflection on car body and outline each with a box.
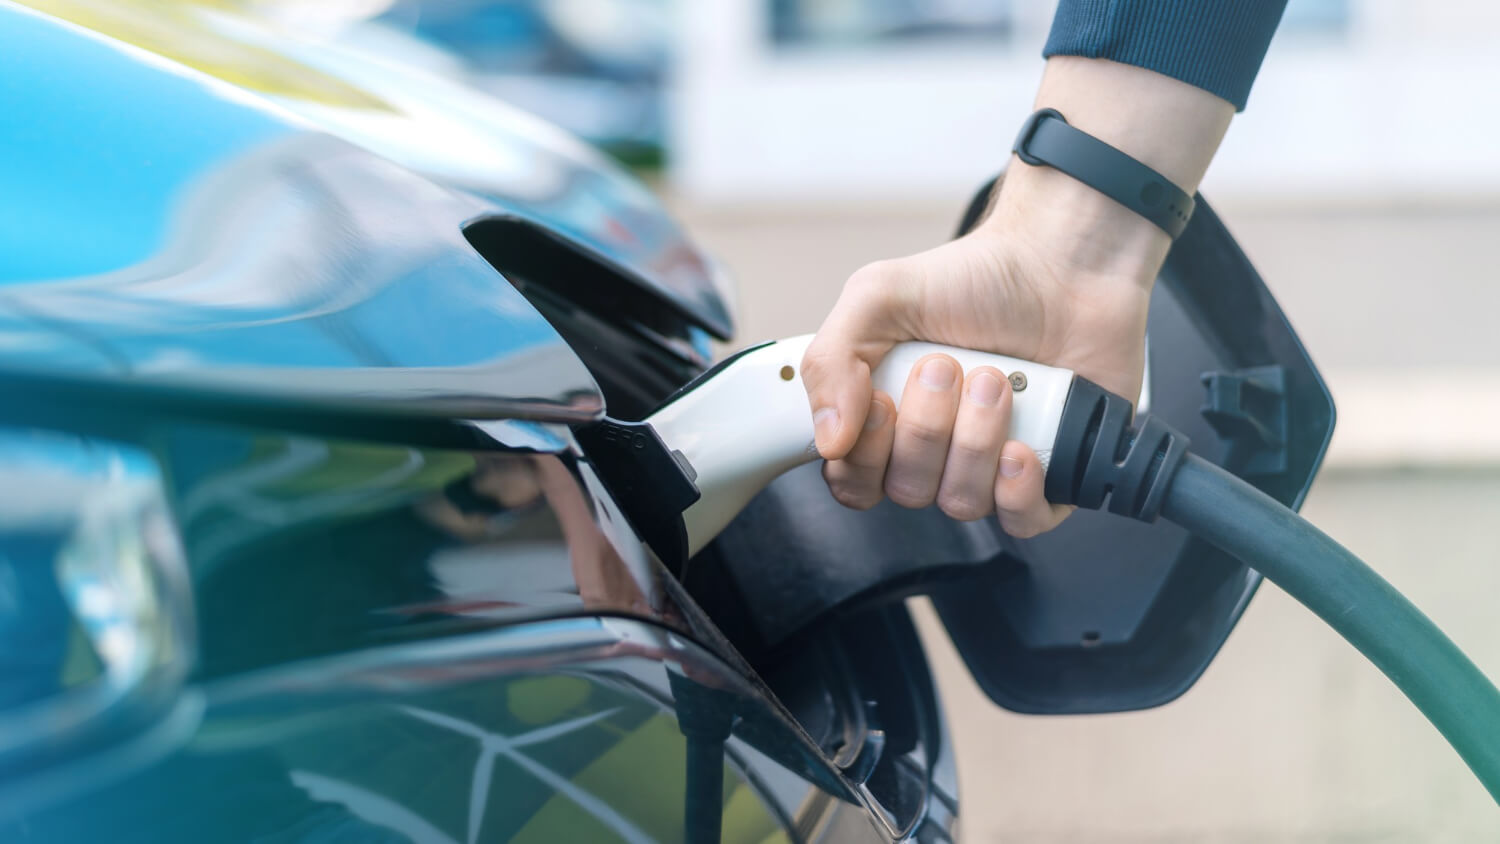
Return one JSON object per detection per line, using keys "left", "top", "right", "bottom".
{"left": 0, "top": 3, "right": 958, "bottom": 841}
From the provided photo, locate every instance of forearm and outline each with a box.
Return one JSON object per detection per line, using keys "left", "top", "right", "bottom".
{"left": 985, "top": 57, "right": 1234, "bottom": 290}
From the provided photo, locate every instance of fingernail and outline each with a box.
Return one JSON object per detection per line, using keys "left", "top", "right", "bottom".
{"left": 865, "top": 400, "right": 888, "bottom": 431}
{"left": 968, "top": 371, "right": 1003, "bottom": 406}
{"left": 919, "top": 357, "right": 956, "bottom": 391}
{"left": 813, "top": 407, "right": 840, "bottom": 443}
{"left": 1000, "top": 456, "right": 1024, "bottom": 478}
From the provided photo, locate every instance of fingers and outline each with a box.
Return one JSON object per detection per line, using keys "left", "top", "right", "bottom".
{"left": 825, "top": 359, "right": 1072, "bottom": 540}
{"left": 884, "top": 354, "right": 962, "bottom": 508}
{"left": 994, "top": 441, "right": 1074, "bottom": 538}
{"left": 801, "top": 263, "right": 904, "bottom": 459}
{"left": 934, "top": 367, "right": 1010, "bottom": 521}
{"left": 822, "top": 392, "right": 897, "bottom": 510}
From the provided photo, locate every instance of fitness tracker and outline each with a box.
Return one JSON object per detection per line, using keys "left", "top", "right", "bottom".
{"left": 1012, "top": 108, "right": 1195, "bottom": 239}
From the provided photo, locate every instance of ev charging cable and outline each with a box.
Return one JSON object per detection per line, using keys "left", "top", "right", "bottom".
{"left": 646, "top": 335, "right": 1500, "bottom": 803}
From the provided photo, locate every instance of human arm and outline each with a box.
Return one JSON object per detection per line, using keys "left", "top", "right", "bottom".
{"left": 800, "top": 8, "right": 1287, "bottom": 534}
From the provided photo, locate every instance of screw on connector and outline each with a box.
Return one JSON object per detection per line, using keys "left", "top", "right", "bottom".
{"left": 1008, "top": 371, "right": 1028, "bottom": 392}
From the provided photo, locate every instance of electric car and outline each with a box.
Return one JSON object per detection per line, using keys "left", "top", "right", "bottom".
{"left": 0, "top": 2, "right": 1340, "bottom": 842}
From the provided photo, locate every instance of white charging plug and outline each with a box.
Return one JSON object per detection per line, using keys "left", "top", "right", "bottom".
{"left": 647, "top": 335, "right": 1075, "bottom": 556}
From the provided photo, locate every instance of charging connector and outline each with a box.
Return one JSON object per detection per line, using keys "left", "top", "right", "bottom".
{"left": 629, "top": 330, "right": 1500, "bottom": 802}
{"left": 1043, "top": 376, "right": 1189, "bottom": 522}
{"left": 1048, "top": 381, "right": 1500, "bottom": 803}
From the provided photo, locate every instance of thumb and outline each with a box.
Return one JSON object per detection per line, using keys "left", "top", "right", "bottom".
{"left": 800, "top": 264, "right": 905, "bottom": 459}
{"left": 800, "top": 332, "right": 877, "bottom": 459}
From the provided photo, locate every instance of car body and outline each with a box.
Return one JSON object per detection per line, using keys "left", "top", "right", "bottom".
{"left": 0, "top": 2, "right": 958, "bottom": 842}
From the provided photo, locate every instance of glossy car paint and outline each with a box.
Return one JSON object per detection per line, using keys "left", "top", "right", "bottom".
{"left": 0, "top": 3, "right": 957, "bottom": 841}
{"left": 0, "top": 431, "right": 193, "bottom": 783}
{"left": 14, "top": 0, "right": 733, "bottom": 345}
{"left": 0, "top": 6, "right": 601, "bottom": 422}
{"left": 0, "top": 427, "right": 868, "bottom": 842}
{"left": 0, "top": 408, "right": 955, "bottom": 841}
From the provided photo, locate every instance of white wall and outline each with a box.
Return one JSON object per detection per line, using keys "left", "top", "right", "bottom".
{"left": 669, "top": 0, "right": 1500, "bottom": 202}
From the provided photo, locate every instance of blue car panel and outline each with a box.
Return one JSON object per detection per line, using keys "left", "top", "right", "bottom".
{"left": 0, "top": 3, "right": 958, "bottom": 840}
{"left": 0, "top": 5, "right": 603, "bottom": 423}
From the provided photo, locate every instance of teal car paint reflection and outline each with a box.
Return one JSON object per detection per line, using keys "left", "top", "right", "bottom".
{"left": 0, "top": 418, "right": 868, "bottom": 841}
{"left": 0, "top": 4, "right": 600, "bottom": 422}
{"left": 0, "top": 2, "right": 958, "bottom": 840}
{"left": 0, "top": 8, "right": 286, "bottom": 282}
{"left": 0, "top": 429, "right": 194, "bottom": 807}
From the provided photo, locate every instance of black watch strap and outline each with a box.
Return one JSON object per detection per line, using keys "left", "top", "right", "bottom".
{"left": 1012, "top": 108, "right": 1195, "bottom": 239}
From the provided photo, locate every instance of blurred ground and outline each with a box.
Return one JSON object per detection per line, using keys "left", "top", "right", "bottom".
{"left": 667, "top": 194, "right": 1500, "bottom": 841}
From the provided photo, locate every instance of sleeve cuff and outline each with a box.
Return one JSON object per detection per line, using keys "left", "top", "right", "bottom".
{"left": 1043, "top": 0, "right": 1289, "bottom": 111}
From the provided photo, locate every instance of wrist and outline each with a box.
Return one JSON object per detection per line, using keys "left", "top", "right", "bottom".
{"left": 1034, "top": 57, "right": 1233, "bottom": 193}
{"left": 979, "top": 56, "right": 1234, "bottom": 288}
{"left": 985, "top": 163, "right": 1168, "bottom": 290}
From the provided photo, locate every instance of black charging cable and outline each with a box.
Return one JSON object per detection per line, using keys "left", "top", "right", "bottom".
{"left": 1048, "top": 378, "right": 1500, "bottom": 803}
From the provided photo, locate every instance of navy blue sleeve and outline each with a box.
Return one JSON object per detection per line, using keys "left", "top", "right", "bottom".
{"left": 1043, "top": 0, "right": 1289, "bottom": 111}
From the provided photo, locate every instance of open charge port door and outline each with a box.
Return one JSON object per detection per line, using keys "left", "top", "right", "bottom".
{"left": 689, "top": 192, "right": 1334, "bottom": 718}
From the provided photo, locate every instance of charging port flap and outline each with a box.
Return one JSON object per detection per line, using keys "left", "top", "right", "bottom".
{"left": 699, "top": 189, "right": 1334, "bottom": 715}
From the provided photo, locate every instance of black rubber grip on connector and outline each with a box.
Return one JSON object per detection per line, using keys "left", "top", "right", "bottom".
{"left": 1045, "top": 377, "right": 1190, "bottom": 522}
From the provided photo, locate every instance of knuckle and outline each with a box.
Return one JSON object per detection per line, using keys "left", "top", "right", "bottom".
{"left": 898, "top": 417, "right": 952, "bottom": 447}
{"left": 843, "top": 451, "right": 890, "bottom": 473}
{"left": 822, "top": 460, "right": 853, "bottom": 486}
{"left": 848, "top": 259, "right": 901, "bottom": 292}
{"left": 832, "top": 487, "right": 880, "bottom": 511}
{"left": 884, "top": 476, "right": 937, "bottom": 509}
{"left": 937, "top": 489, "right": 990, "bottom": 522}
{"left": 799, "top": 346, "right": 835, "bottom": 384}
{"left": 845, "top": 261, "right": 908, "bottom": 311}
{"left": 948, "top": 435, "right": 996, "bottom": 464}
{"left": 824, "top": 466, "right": 880, "bottom": 511}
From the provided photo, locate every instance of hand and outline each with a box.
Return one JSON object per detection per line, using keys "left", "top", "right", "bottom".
{"left": 800, "top": 190, "right": 1152, "bottom": 536}
{"left": 800, "top": 58, "right": 1232, "bottom": 537}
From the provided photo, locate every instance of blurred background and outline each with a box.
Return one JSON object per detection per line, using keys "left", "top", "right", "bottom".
{"left": 274, "top": 0, "right": 1500, "bottom": 838}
